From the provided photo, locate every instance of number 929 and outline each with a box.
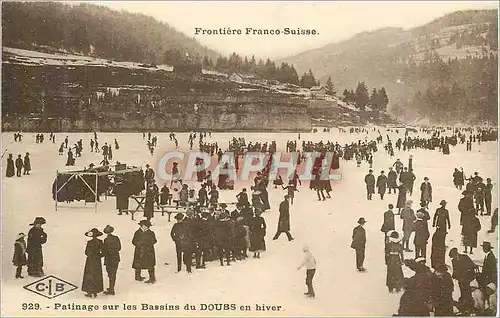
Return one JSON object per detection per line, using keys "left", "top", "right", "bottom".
{"left": 22, "top": 303, "right": 40, "bottom": 310}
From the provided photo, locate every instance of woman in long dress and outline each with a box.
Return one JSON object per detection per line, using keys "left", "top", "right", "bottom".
{"left": 385, "top": 231, "right": 404, "bottom": 293}
{"left": 82, "top": 228, "right": 104, "bottom": 298}
{"left": 249, "top": 209, "right": 266, "bottom": 258}
{"left": 6, "top": 154, "right": 15, "bottom": 177}
{"left": 430, "top": 228, "right": 447, "bottom": 269}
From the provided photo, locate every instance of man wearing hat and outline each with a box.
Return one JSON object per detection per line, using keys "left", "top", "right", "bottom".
{"left": 132, "top": 220, "right": 157, "bottom": 283}
{"left": 458, "top": 190, "right": 475, "bottom": 226}
{"left": 27, "top": 217, "right": 47, "bottom": 277}
{"left": 414, "top": 211, "right": 430, "bottom": 259}
{"left": 170, "top": 213, "right": 194, "bottom": 273}
{"left": 82, "top": 228, "right": 104, "bottom": 298}
{"left": 401, "top": 200, "right": 416, "bottom": 252}
{"left": 433, "top": 200, "right": 451, "bottom": 230}
{"left": 420, "top": 177, "right": 432, "bottom": 208}
{"left": 144, "top": 164, "right": 155, "bottom": 185}
{"left": 376, "top": 170, "right": 388, "bottom": 200}
{"left": 387, "top": 167, "right": 397, "bottom": 194}
{"left": 480, "top": 241, "right": 497, "bottom": 289}
{"left": 102, "top": 225, "right": 121, "bottom": 295}
{"left": 364, "top": 170, "right": 375, "bottom": 200}
{"left": 273, "top": 195, "right": 294, "bottom": 242}
{"left": 351, "top": 217, "right": 367, "bottom": 272}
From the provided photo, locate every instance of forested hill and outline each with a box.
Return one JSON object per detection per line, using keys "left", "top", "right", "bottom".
{"left": 280, "top": 9, "right": 498, "bottom": 124}
{"left": 2, "top": 2, "right": 219, "bottom": 64}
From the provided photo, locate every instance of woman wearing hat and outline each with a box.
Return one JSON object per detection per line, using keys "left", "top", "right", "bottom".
{"left": 82, "top": 228, "right": 104, "bottom": 298}
{"left": 12, "top": 233, "right": 27, "bottom": 279}
{"left": 27, "top": 217, "right": 47, "bottom": 277}
{"left": 385, "top": 231, "right": 404, "bottom": 293}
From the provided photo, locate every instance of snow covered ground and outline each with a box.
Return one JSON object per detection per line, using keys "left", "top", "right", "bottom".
{"left": 1, "top": 129, "right": 497, "bottom": 316}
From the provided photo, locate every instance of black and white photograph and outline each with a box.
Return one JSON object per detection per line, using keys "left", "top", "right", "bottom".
{"left": 1, "top": 1, "right": 498, "bottom": 316}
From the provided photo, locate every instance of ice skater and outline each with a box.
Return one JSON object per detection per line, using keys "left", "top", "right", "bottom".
{"left": 297, "top": 245, "right": 316, "bottom": 298}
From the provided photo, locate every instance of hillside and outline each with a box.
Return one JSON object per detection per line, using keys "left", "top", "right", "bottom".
{"left": 2, "top": 2, "right": 219, "bottom": 64}
{"left": 280, "top": 9, "right": 498, "bottom": 124}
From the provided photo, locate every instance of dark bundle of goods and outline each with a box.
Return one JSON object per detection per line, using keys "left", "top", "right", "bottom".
{"left": 52, "top": 170, "right": 111, "bottom": 203}
{"left": 114, "top": 170, "right": 144, "bottom": 196}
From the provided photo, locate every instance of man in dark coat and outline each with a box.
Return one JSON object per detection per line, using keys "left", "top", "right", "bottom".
{"left": 102, "top": 225, "right": 121, "bottom": 295}
{"left": 414, "top": 212, "right": 430, "bottom": 259}
{"left": 273, "top": 196, "right": 294, "bottom": 241}
{"left": 144, "top": 185, "right": 155, "bottom": 221}
{"left": 484, "top": 178, "right": 493, "bottom": 215}
{"left": 376, "top": 171, "right": 388, "bottom": 200}
{"left": 387, "top": 167, "right": 397, "bottom": 194}
{"left": 351, "top": 217, "right": 367, "bottom": 272}
{"left": 449, "top": 247, "right": 477, "bottom": 312}
{"left": 27, "top": 217, "right": 47, "bottom": 277}
{"left": 431, "top": 264, "right": 454, "bottom": 316}
{"left": 23, "top": 152, "right": 31, "bottom": 175}
{"left": 132, "top": 220, "right": 157, "bottom": 283}
{"left": 480, "top": 241, "right": 497, "bottom": 288}
{"left": 15, "top": 154, "right": 23, "bottom": 177}
{"left": 364, "top": 170, "right": 375, "bottom": 200}
{"left": 380, "top": 204, "right": 395, "bottom": 244}
{"left": 433, "top": 200, "right": 451, "bottom": 230}
{"left": 171, "top": 213, "right": 189, "bottom": 272}
{"left": 458, "top": 190, "right": 475, "bottom": 226}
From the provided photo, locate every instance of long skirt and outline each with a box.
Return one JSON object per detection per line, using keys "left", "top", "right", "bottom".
{"left": 82, "top": 257, "right": 104, "bottom": 293}
{"left": 27, "top": 248, "right": 44, "bottom": 276}
{"left": 386, "top": 255, "right": 404, "bottom": 290}
{"left": 249, "top": 230, "right": 266, "bottom": 252}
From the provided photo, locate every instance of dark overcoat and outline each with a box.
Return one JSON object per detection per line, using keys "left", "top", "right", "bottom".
{"left": 376, "top": 175, "right": 388, "bottom": 194}
{"left": 27, "top": 227, "right": 47, "bottom": 269}
{"left": 132, "top": 229, "right": 157, "bottom": 269}
{"left": 277, "top": 200, "right": 290, "bottom": 232}
{"left": 103, "top": 234, "right": 121, "bottom": 266}
{"left": 13, "top": 238, "right": 27, "bottom": 266}
{"left": 350, "top": 225, "right": 366, "bottom": 250}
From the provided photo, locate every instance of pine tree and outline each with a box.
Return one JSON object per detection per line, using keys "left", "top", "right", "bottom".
{"left": 378, "top": 87, "right": 389, "bottom": 112}
{"left": 325, "top": 76, "right": 336, "bottom": 96}
{"left": 370, "top": 88, "right": 379, "bottom": 110}
{"left": 354, "top": 82, "right": 370, "bottom": 110}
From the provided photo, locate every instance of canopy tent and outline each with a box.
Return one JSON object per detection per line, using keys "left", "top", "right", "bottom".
{"left": 54, "top": 164, "right": 142, "bottom": 213}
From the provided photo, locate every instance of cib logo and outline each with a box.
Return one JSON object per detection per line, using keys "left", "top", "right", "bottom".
{"left": 24, "top": 275, "right": 77, "bottom": 299}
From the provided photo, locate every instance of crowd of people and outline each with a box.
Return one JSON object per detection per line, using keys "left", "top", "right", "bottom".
{"left": 6, "top": 125, "right": 498, "bottom": 313}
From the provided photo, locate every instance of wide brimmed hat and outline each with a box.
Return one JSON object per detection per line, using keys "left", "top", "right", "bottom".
{"left": 29, "top": 217, "right": 46, "bottom": 226}
{"left": 103, "top": 225, "right": 114, "bottom": 234}
{"left": 481, "top": 241, "right": 493, "bottom": 250}
{"left": 420, "top": 202, "right": 426, "bottom": 207}
{"left": 138, "top": 220, "right": 152, "bottom": 227}
{"left": 440, "top": 200, "right": 447, "bottom": 205}
{"left": 357, "top": 217, "right": 367, "bottom": 225}
{"left": 424, "top": 177, "right": 429, "bottom": 181}
{"left": 17, "top": 233, "right": 26, "bottom": 239}
{"left": 486, "top": 283, "right": 496, "bottom": 293}
{"left": 85, "top": 228, "right": 103, "bottom": 237}
{"left": 174, "top": 213, "right": 185, "bottom": 221}
{"left": 470, "top": 280, "right": 479, "bottom": 289}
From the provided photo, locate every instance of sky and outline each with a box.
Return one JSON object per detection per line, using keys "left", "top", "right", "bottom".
{"left": 84, "top": 1, "right": 498, "bottom": 59}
